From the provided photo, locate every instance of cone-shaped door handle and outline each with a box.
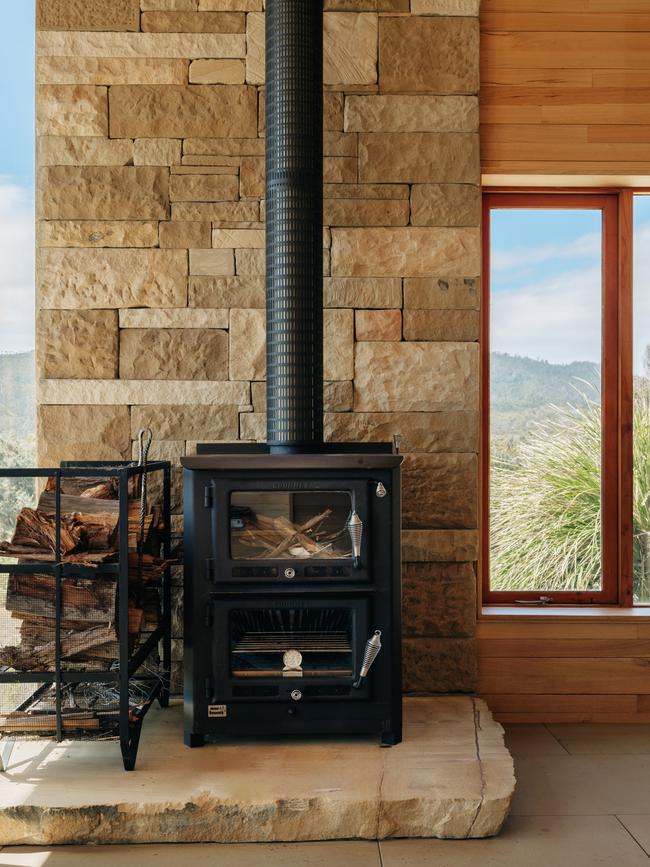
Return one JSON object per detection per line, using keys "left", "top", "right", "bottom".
{"left": 353, "top": 630, "right": 382, "bottom": 689}
{"left": 347, "top": 511, "right": 362, "bottom": 568}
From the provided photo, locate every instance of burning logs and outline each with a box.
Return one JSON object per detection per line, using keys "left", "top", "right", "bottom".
{"left": 0, "top": 474, "right": 171, "bottom": 674}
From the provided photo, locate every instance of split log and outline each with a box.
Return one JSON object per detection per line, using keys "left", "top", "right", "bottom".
{"left": 11, "top": 508, "right": 83, "bottom": 555}
{"left": 3, "top": 495, "right": 155, "bottom": 562}
{"left": 0, "top": 624, "right": 118, "bottom": 670}
{"left": 14, "top": 621, "right": 118, "bottom": 661}
{"left": 6, "top": 573, "right": 117, "bottom": 626}
{"left": 80, "top": 479, "right": 118, "bottom": 500}
{"left": 5, "top": 508, "right": 118, "bottom": 557}
{"left": 39, "top": 491, "right": 119, "bottom": 516}
{"left": 73, "top": 513, "right": 118, "bottom": 551}
{"left": 0, "top": 545, "right": 117, "bottom": 565}
{"left": 79, "top": 640, "right": 120, "bottom": 660}
{"left": 45, "top": 475, "right": 136, "bottom": 499}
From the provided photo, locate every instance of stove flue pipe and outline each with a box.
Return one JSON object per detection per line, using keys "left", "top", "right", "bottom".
{"left": 265, "top": 0, "right": 324, "bottom": 452}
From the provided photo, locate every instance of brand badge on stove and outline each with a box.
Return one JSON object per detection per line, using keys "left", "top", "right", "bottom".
{"left": 208, "top": 704, "right": 227, "bottom": 718}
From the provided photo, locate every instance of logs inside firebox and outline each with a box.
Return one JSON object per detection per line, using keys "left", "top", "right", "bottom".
{"left": 235, "top": 509, "right": 352, "bottom": 560}
{"left": 0, "top": 475, "right": 172, "bottom": 673}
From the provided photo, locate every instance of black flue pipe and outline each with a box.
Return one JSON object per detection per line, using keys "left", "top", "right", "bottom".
{"left": 265, "top": 0, "right": 324, "bottom": 452}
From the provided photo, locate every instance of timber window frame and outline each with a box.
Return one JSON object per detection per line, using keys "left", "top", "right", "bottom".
{"left": 481, "top": 190, "right": 634, "bottom": 607}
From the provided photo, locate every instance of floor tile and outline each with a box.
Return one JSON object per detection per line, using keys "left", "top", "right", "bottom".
{"left": 0, "top": 842, "right": 382, "bottom": 867}
{"left": 548, "top": 724, "right": 650, "bottom": 755}
{"left": 511, "top": 755, "right": 650, "bottom": 815}
{"left": 618, "top": 816, "right": 650, "bottom": 857}
{"left": 503, "top": 724, "right": 567, "bottom": 757}
{"left": 380, "top": 815, "right": 650, "bottom": 867}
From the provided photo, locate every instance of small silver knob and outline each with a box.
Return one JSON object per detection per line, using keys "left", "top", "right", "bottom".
{"left": 376, "top": 482, "right": 387, "bottom": 498}
{"left": 290, "top": 689, "right": 302, "bottom": 701}
{"left": 284, "top": 567, "right": 296, "bottom": 579}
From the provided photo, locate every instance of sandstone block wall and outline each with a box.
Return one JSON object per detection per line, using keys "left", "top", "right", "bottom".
{"left": 36, "top": 0, "right": 481, "bottom": 694}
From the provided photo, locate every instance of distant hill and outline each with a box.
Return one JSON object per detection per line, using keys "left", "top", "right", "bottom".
{"left": 491, "top": 352, "right": 600, "bottom": 443}
{"left": 0, "top": 351, "right": 35, "bottom": 440}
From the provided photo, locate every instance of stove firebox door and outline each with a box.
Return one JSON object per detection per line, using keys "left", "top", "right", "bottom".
{"left": 209, "top": 478, "right": 371, "bottom": 583}
{"left": 209, "top": 595, "right": 373, "bottom": 702}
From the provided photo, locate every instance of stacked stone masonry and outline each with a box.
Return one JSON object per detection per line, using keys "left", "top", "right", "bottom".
{"left": 36, "top": 0, "right": 481, "bottom": 694}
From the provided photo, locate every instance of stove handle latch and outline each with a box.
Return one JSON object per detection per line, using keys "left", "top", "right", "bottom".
{"left": 353, "top": 630, "right": 382, "bottom": 689}
{"left": 347, "top": 511, "right": 363, "bottom": 569}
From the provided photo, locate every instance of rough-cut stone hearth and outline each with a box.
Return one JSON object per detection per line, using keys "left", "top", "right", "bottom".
{"left": 0, "top": 697, "right": 514, "bottom": 845}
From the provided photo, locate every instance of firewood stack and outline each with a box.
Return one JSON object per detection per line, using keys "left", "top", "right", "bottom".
{"left": 0, "top": 475, "right": 171, "bottom": 673}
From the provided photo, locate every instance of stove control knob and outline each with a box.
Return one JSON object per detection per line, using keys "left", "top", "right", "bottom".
{"left": 291, "top": 689, "right": 302, "bottom": 702}
{"left": 375, "top": 482, "right": 387, "bottom": 498}
{"left": 284, "top": 567, "right": 296, "bottom": 579}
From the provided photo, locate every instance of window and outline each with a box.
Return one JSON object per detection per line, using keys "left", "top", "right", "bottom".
{"left": 482, "top": 192, "right": 634, "bottom": 605}
{"left": 633, "top": 194, "right": 650, "bottom": 604}
{"left": 0, "top": 1, "right": 35, "bottom": 541}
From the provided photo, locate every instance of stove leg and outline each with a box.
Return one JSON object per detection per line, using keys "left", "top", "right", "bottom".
{"left": 380, "top": 731, "right": 399, "bottom": 747}
{"left": 185, "top": 732, "right": 205, "bottom": 748}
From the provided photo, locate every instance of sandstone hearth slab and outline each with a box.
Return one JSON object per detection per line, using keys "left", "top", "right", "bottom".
{"left": 0, "top": 697, "right": 514, "bottom": 845}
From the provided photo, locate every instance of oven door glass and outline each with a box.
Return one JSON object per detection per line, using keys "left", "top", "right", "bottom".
{"left": 229, "top": 490, "right": 353, "bottom": 560}
{"left": 229, "top": 606, "right": 354, "bottom": 679}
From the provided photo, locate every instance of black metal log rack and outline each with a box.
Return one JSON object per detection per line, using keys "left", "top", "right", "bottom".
{"left": 0, "top": 461, "right": 172, "bottom": 771}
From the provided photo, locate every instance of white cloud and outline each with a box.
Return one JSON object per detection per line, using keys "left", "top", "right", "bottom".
{"left": 492, "top": 231, "right": 600, "bottom": 274}
{"left": 491, "top": 260, "right": 602, "bottom": 365}
{"left": 0, "top": 179, "right": 34, "bottom": 353}
{"left": 491, "top": 220, "right": 650, "bottom": 371}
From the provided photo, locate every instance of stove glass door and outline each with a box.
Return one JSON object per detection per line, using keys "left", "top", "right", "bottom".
{"left": 230, "top": 490, "right": 353, "bottom": 560}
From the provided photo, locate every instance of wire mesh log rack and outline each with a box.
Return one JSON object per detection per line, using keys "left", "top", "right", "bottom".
{"left": 0, "top": 460, "right": 172, "bottom": 771}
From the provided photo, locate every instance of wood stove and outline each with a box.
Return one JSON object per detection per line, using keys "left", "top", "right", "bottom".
{"left": 182, "top": 447, "right": 402, "bottom": 746}
{"left": 181, "top": 0, "right": 402, "bottom": 747}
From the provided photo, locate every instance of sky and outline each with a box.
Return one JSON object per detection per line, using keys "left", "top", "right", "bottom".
{"left": 0, "top": 1, "right": 35, "bottom": 353}
{"left": 491, "top": 197, "right": 650, "bottom": 375}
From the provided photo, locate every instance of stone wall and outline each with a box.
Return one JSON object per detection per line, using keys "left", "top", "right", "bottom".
{"left": 35, "top": 0, "right": 481, "bottom": 694}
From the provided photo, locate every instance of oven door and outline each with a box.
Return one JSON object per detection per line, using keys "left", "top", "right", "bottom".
{"left": 210, "top": 595, "right": 372, "bottom": 702}
{"left": 210, "top": 477, "right": 371, "bottom": 583}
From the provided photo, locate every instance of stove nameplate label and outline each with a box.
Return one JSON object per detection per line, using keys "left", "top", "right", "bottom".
{"left": 208, "top": 704, "right": 227, "bottom": 718}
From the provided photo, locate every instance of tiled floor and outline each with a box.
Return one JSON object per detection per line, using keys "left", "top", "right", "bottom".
{"left": 1, "top": 724, "right": 649, "bottom": 865}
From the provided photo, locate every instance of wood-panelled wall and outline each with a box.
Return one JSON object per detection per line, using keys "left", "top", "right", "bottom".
{"left": 478, "top": 619, "right": 650, "bottom": 723}
{"left": 479, "top": 2, "right": 650, "bottom": 721}
{"left": 480, "top": 0, "right": 650, "bottom": 176}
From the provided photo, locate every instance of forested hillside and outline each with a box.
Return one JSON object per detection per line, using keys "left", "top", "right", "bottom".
{"left": 491, "top": 352, "right": 600, "bottom": 444}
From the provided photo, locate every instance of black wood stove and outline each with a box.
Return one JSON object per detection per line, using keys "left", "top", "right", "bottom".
{"left": 181, "top": 0, "right": 402, "bottom": 748}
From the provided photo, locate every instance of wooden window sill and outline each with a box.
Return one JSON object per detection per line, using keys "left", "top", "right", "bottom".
{"left": 481, "top": 605, "right": 650, "bottom": 621}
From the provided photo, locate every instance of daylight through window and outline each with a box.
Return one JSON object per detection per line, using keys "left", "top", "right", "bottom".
{"left": 483, "top": 193, "right": 623, "bottom": 605}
